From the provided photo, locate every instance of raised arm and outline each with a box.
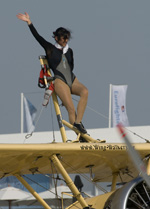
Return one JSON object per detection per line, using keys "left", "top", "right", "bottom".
{"left": 16, "top": 12, "right": 52, "bottom": 51}
{"left": 16, "top": 12, "right": 31, "bottom": 25}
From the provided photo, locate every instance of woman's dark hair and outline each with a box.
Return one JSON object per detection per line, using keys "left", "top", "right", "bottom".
{"left": 53, "top": 27, "right": 71, "bottom": 40}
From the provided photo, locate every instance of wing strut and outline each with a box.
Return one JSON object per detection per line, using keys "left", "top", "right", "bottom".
{"left": 51, "top": 154, "right": 89, "bottom": 209}
{"left": 147, "top": 158, "right": 150, "bottom": 175}
{"left": 62, "top": 120, "right": 106, "bottom": 143}
{"left": 111, "top": 172, "right": 118, "bottom": 191}
{"left": 15, "top": 174, "right": 52, "bottom": 209}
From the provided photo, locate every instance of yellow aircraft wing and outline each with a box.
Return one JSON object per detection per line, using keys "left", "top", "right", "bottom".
{"left": 0, "top": 142, "right": 149, "bottom": 182}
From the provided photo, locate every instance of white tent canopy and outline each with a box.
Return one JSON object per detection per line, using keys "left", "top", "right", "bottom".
{"left": 0, "top": 186, "right": 30, "bottom": 200}
{"left": 0, "top": 186, "right": 30, "bottom": 208}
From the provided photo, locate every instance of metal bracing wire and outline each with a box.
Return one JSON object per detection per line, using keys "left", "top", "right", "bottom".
{"left": 72, "top": 97, "right": 150, "bottom": 143}
{"left": 59, "top": 157, "right": 108, "bottom": 194}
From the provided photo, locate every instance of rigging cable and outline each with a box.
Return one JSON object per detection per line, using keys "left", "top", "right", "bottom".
{"left": 50, "top": 160, "right": 58, "bottom": 196}
{"left": 23, "top": 174, "right": 81, "bottom": 209}
{"left": 59, "top": 157, "right": 108, "bottom": 194}
{"left": 23, "top": 93, "right": 56, "bottom": 143}
{"left": 124, "top": 127, "right": 150, "bottom": 143}
{"left": 24, "top": 105, "right": 44, "bottom": 142}
{"left": 23, "top": 92, "right": 150, "bottom": 143}
{"left": 72, "top": 97, "right": 150, "bottom": 143}
{"left": 50, "top": 160, "right": 62, "bottom": 208}
{"left": 50, "top": 97, "right": 56, "bottom": 142}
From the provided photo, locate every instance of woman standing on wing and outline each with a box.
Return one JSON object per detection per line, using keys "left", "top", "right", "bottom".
{"left": 17, "top": 12, "right": 88, "bottom": 134}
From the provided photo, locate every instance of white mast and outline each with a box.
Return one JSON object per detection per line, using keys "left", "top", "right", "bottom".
{"left": 21, "top": 93, "right": 24, "bottom": 133}
{"left": 108, "top": 84, "right": 112, "bottom": 128}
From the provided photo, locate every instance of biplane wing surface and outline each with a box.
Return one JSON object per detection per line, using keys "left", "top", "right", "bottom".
{"left": 0, "top": 142, "right": 149, "bottom": 183}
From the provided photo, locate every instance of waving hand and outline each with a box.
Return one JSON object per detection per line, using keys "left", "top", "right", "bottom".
{"left": 16, "top": 12, "right": 31, "bottom": 25}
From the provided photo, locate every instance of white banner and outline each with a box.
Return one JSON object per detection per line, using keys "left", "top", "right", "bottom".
{"left": 23, "top": 97, "right": 37, "bottom": 133}
{"left": 112, "top": 85, "right": 129, "bottom": 127}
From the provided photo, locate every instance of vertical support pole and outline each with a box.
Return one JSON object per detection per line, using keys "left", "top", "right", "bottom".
{"left": 147, "top": 158, "right": 150, "bottom": 175}
{"left": 51, "top": 154, "right": 89, "bottom": 208}
{"left": 52, "top": 93, "right": 67, "bottom": 142}
{"left": 8, "top": 200, "right": 11, "bottom": 209}
{"left": 108, "top": 84, "right": 112, "bottom": 128}
{"left": 111, "top": 172, "right": 118, "bottom": 191}
{"left": 15, "top": 174, "right": 52, "bottom": 209}
{"left": 39, "top": 56, "right": 67, "bottom": 143}
{"left": 21, "top": 93, "right": 24, "bottom": 133}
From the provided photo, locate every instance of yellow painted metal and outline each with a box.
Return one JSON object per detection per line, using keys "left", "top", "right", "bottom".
{"left": 62, "top": 120, "right": 106, "bottom": 143}
{"left": 0, "top": 143, "right": 150, "bottom": 182}
{"left": 39, "top": 56, "right": 67, "bottom": 143}
{"left": 147, "top": 158, "right": 150, "bottom": 175}
{"left": 15, "top": 174, "right": 52, "bottom": 209}
{"left": 51, "top": 154, "right": 89, "bottom": 208}
{"left": 51, "top": 92, "right": 67, "bottom": 143}
{"left": 39, "top": 57, "right": 51, "bottom": 74}
{"left": 111, "top": 172, "right": 118, "bottom": 191}
{"left": 61, "top": 192, "right": 73, "bottom": 209}
{"left": 66, "top": 191, "right": 115, "bottom": 209}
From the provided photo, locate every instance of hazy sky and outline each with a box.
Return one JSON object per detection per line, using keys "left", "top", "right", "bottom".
{"left": 1, "top": 0, "right": 150, "bottom": 134}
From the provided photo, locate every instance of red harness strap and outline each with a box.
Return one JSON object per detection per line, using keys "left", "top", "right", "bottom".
{"left": 38, "top": 64, "right": 55, "bottom": 106}
{"left": 38, "top": 64, "right": 51, "bottom": 88}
